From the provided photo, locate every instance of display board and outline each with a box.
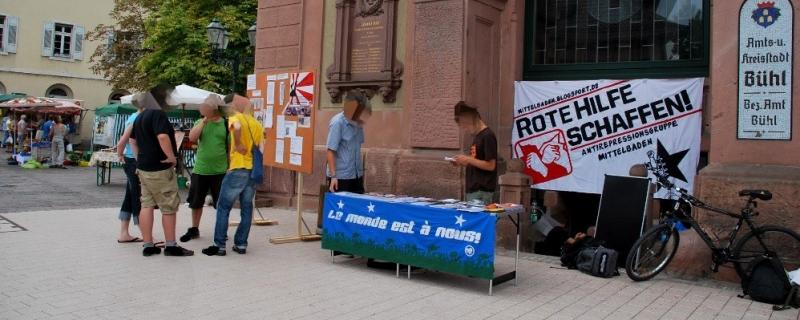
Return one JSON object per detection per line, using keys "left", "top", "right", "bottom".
{"left": 594, "top": 175, "right": 650, "bottom": 264}
{"left": 247, "top": 71, "right": 316, "bottom": 174}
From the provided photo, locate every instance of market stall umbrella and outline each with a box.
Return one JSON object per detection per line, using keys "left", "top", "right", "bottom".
{"left": 0, "top": 93, "right": 26, "bottom": 103}
{"left": 0, "top": 96, "right": 62, "bottom": 108}
{"left": 119, "top": 84, "right": 224, "bottom": 110}
{"left": 26, "top": 98, "right": 86, "bottom": 115}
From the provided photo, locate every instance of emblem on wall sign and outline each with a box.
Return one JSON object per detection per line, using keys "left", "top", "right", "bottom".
{"left": 752, "top": 1, "right": 782, "bottom": 27}
{"left": 358, "top": 0, "right": 384, "bottom": 17}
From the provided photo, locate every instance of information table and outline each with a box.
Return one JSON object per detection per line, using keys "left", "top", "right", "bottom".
{"left": 322, "top": 192, "right": 522, "bottom": 295}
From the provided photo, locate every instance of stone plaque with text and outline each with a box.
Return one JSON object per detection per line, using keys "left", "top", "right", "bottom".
{"left": 326, "top": 0, "right": 403, "bottom": 103}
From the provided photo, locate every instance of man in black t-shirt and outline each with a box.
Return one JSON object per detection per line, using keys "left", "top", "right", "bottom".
{"left": 451, "top": 101, "right": 498, "bottom": 205}
{"left": 129, "top": 91, "right": 193, "bottom": 257}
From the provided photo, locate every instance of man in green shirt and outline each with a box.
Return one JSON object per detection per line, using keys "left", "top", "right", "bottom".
{"left": 181, "top": 96, "right": 229, "bottom": 242}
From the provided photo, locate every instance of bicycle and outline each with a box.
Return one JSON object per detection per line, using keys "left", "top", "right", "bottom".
{"left": 625, "top": 151, "right": 800, "bottom": 281}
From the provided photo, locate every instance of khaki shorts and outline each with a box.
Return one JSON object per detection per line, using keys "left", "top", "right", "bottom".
{"left": 137, "top": 168, "right": 180, "bottom": 214}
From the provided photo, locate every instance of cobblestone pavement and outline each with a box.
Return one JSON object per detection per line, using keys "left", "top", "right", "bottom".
{"left": 0, "top": 206, "right": 797, "bottom": 320}
{"left": 0, "top": 156, "right": 126, "bottom": 213}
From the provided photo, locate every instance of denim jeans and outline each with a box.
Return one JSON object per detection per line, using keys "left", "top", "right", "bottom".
{"left": 119, "top": 157, "right": 141, "bottom": 225}
{"left": 214, "top": 169, "right": 256, "bottom": 249}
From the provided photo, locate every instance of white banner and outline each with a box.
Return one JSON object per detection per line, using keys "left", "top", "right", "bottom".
{"left": 93, "top": 115, "right": 117, "bottom": 147}
{"left": 512, "top": 78, "right": 704, "bottom": 198}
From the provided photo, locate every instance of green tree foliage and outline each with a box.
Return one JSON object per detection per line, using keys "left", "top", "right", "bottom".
{"left": 87, "top": 0, "right": 257, "bottom": 93}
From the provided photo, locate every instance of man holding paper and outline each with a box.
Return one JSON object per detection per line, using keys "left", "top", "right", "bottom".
{"left": 451, "top": 101, "right": 498, "bottom": 205}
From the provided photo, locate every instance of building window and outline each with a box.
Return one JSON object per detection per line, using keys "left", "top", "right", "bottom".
{"left": 42, "top": 22, "right": 83, "bottom": 60}
{"left": 108, "top": 90, "right": 129, "bottom": 103}
{"left": 53, "top": 23, "right": 73, "bottom": 58}
{"left": 45, "top": 84, "right": 73, "bottom": 99}
{"left": 0, "top": 81, "right": 6, "bottom": 94}
{"left": 524, "top": 0, "right": 709, "bottom": 80}
{"left": 0, "top": 15, "right": 5, "bottom": 51}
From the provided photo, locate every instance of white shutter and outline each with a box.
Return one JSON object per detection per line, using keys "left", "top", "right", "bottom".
{"left": 105, "top": 30, "right": 115, "bottom": 59}
{"left": 42, "top": 21, "right": 54, "bottom": 57}
{"left": 3, "top": 16, "right": 18, "bottom": 53}
{"left": 72, "top": 25, "right": 85, "bottom": 60}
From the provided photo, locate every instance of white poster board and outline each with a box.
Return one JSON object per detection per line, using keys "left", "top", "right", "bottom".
{"left": 737, "top": 0, "right": 794, "bottom": 140}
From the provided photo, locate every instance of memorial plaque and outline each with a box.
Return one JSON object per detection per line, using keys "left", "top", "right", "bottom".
{"left": 326, "top": 0, "right": 404, "bottom": 103}
{"left": 737, "top": 0, "right": 794, "bottom": 140}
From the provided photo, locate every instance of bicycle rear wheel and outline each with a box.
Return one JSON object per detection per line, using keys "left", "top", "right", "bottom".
{"left": 732, "top": 225, "right": 800, "bottom": 279}
{"left": 625, "top": 223, "right": 680, "bottom": 281}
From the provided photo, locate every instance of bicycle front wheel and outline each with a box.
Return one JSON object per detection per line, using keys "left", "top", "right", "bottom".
{"left": 625, "top": 223, "right": 680, "bottom": 281}
{"left": 732, "top": 225, "right": 800, "bottom": 279}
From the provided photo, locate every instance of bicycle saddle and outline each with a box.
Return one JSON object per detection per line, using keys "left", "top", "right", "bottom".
{"left": 739, "top": 189, "right": 772, "bottom": 201}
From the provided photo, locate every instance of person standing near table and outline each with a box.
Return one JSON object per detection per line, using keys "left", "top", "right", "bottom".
{"left": 129, "top": 89, "right": 193, "bottom": 257}
{"left": 180, "top": 96, "right": 228, "bottom": 243}
{"left": 202, "top": 94, "right": 262, "bottom": 256}
{"left": 49, "top": 117, "right": 67, "bottom": 169}
{"left": 326, "top": 91, "right": 371, "bottom": 194}
{"left": 1, "top": 115, "right": 11, "bottom": 148}
{"left": 115, "top": 100, "right": 146, "bottom": 243}
{"left": 16, "top": 114, "right": 27, "bottom": 152}
{"left": 452, "top": 101, "right": 498, "bottom": 205}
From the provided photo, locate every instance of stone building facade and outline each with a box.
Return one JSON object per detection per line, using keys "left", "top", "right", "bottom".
{"left": 255, "top": 0, "right": 799, "bottom": 281}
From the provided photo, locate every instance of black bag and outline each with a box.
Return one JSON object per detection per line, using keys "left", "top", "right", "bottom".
{"left": 575, "top": 246, "right": 619, "bottom": 278}
{"left": 561, "top": 236, "right": 604, "bottom": 269}
{"left": 741, "top": 256, "right": 792, "bottom": 305}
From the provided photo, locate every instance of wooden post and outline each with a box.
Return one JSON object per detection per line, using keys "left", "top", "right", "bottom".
{"left": 269, "top": 172, "right": 322, "bottom": 244}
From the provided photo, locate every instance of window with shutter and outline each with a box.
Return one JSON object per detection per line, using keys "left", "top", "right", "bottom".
{"left": 42, "top": 22, "right": 55, "bottom": 57}
{"left": 53, "top": 23, "right": 73, "bottom": 58}
{"left": 5, "top": 16, "right": 18, "bottom": 54}
{"left": 72, "top": 25, "right": 85, "bottom": 60}
{"left": 0, "top": 15, "right": 5, "bottom": 52}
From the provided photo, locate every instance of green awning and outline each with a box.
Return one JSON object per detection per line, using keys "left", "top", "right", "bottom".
{"left": 93, "top": 103, "right": 201, "bottom": 118}
{"left": 0, "top": 93, "right": 26, "bottom": 103}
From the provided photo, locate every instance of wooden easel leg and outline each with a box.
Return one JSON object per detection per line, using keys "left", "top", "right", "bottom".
{"left": 269, "top": 173, "right": 321, "bottom": 244}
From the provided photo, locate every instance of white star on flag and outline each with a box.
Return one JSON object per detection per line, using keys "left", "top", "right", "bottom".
{"left": 455, "top": 214, "right": 466, "bottom": 227}
{"left": 367, "top": 202, "right": 375, "bottom": 213}
{"left": 337, "top": 200, "right": 345, "bottom": 209}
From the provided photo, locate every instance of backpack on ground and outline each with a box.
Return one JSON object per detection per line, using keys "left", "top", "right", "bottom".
{"left": 575, "top": 245, "right": 619, "bottom": 278}
{"left": 740, "top": 256, "right": 795, "bottom": 306}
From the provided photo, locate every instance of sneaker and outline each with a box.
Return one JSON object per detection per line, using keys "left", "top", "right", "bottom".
{"left": 142, "top": 246, "right": 162, "bottom": 257}
{"left": 180, "top": 227, "right": 199, "bottom": 242}
{"left": 201, "top": 246, "right": 226, "bottom": 256}
{"left": 232, "top": 246, "right": 246, "bottom": 255}
{"left": 163, "top": 246, "right": 194, "bottom": 256}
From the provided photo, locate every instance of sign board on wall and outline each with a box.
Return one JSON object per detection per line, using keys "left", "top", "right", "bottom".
{"left": 737, "top": 0, "right": 794, "bottom": 140}
{"left": 247, "top": 71, "right": 316, "bottom": 174}
{"left": 512, "top": 78, "right": 704, "bottom": 199}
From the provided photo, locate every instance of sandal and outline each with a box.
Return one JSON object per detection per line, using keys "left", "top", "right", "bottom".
{"left": 117, "top": 237, "right": 143, "bottom": 243}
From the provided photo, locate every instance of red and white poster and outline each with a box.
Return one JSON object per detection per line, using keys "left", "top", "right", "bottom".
{"left": 512, "top": 78, "right": 704, "bottom": 199}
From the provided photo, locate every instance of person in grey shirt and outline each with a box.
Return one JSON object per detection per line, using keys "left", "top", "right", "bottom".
{"left": 326, "top": 91, "right": 371, "bottom": 194}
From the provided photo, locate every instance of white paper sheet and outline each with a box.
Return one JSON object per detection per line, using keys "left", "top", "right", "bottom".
{"left": 276, "top": 115, "right": 286, "bottom": 139}
{"left": 267, "top": 75, "right": 277, "bottom": 81}
{"left": 274, "top": 140, "right": 284, "bottom": 164}
{"left": 246, "top": 74, "right": 256, "bottom": 90}
{"left": 251, "top": 90, "right": 261, "bottom": 97}
{"left": 284, "top": 121, "right": 297, "bottom": 137}
{"left": 289, "top": 153, "right": 302, "bottom": 166}
{"left": 266, "top": 82, "right": 275, "bottom": 104}
{"left": 279, "top": 82, "right": 285, "bottom": 105}
{"left": 264, "top": 105, "right": 274, "bottom": 128}
{"left": 277, "top": 73, "right": 289, "bottom": 80}
{"left": 290, "top": 136, "right": 303, "bottom": 154}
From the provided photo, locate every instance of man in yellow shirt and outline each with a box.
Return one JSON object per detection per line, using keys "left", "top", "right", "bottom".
{"left": 203, "top": 94, "right": 264, "bottom": 256}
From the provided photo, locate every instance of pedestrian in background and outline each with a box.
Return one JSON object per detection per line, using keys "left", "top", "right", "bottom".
{"left": 49, "top": 117, "right": 66, "bottom": 169}
{"left": 202, "top": 94, "right": 262, "bottom": 256}
{"left": 181, "top": 95, "right": 228, "bottom": 243}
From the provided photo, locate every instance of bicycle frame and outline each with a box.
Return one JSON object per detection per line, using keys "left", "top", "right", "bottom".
{"left": 662, "top": 187, "right": 772, "bottom": 268}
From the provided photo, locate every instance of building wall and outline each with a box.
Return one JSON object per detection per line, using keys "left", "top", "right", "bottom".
{"left": 0, "top": 0, "right": 119, "bottom": 145}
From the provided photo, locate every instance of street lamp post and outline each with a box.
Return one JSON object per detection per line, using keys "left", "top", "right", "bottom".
{"left": 206, "top": 18, "right": 257, "bottom": 93}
